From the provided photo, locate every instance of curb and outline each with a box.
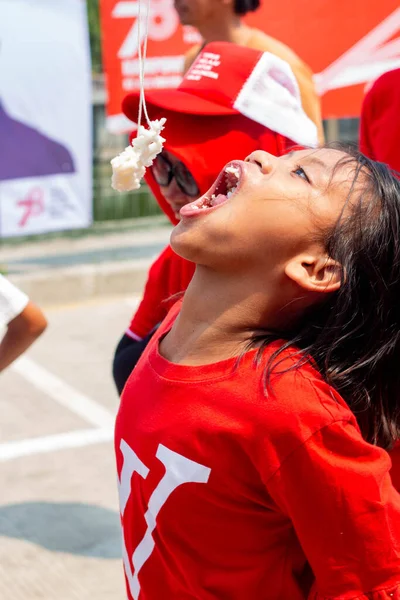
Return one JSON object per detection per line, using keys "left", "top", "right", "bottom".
{"left": 7, "top": 259, "right": 152, "bottom": 307}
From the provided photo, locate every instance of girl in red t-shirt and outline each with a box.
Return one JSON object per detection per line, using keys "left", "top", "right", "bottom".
{"left": 115, "top": 145, "right": 400, "bottom": 599}
{"left": 112, "top": 111, "right": 291, "bottom": 394}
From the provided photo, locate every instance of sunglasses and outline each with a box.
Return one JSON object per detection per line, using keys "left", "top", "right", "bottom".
{"left": 152, "top": 153, "right": 200, "bottom": 197}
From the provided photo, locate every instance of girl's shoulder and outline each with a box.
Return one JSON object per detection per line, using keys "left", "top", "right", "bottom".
{"left": 248, "top": 343, "right": 365, "bottom": 481}
{"left": 252, "top": 341, "right": 359, "bottom": 440}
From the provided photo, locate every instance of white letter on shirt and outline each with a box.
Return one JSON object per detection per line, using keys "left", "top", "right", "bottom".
{"left": 118, "top": 440, "right": 211, "bottom": 600}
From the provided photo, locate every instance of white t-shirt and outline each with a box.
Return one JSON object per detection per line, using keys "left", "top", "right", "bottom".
{"left": 0, "top": 274, "right": 29, "bottom": 328}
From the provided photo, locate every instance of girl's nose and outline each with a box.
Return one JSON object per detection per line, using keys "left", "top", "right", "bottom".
{"left": 245, "top": 150, "right": 276, "bottom": 175}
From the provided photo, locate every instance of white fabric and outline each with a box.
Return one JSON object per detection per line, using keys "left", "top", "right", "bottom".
{"left": 234, "top": 52, "right": 318, "bottom": 148}
{"left": 0, "top": 274, "right": 29, "bottom": 327}
{"left": 125, "top": 329, "right": 143, "bottom": 342}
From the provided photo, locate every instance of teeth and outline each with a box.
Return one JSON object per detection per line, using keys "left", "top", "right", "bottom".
{"left": 224, "top": 164, "right": 240, "bottom": 195}
{"left": 225, "top": 184, "right": 237, "bottom": 196}
{"left": 225, "top": 165, "right": 240, "bottom": 177}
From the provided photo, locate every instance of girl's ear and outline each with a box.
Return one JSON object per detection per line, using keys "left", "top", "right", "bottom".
{"left": 285, "top": 255, "right": 343, "bottom": 294}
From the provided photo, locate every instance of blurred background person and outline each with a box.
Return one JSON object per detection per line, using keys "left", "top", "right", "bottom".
{"left": 112, "top": 41, "right": 318, "bottom": 394}
{"left": 359, "top": 68, "right": 400, "bottom": 174}
{"left": 359, "top": 67, "right": 400, "bottom": 494}
{"left": 0, "top": 274, "right": 47, "bottom": 373}
{"left": 175, "top": 0, "right": 324, "bottom": 142}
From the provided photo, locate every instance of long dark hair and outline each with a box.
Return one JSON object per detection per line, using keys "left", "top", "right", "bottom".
{"left": 250, "top": 143, "right": 400, "bottom": 450}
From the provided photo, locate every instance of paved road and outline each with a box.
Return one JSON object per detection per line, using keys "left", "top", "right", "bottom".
{"left": 0, "top": 295, "right": 140, "bottom": 600}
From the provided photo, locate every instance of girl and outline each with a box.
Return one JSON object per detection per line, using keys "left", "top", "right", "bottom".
{"left": 115, "top": 144, "right": 400, "bottom": 599}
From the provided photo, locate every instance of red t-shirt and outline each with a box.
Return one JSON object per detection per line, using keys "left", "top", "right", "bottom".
{"left": 359, "top": 68, "right": 400, "bottom": 173}
{"left": 115, "top": 302, "right": 400, "bottom": 600}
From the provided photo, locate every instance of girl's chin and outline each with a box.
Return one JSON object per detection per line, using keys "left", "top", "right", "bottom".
{"left": 170, "top": 220, "right": 200, "bottom": 259}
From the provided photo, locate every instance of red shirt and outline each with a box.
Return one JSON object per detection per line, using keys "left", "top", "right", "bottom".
{"left": 127, "top": 246, "right": 195, "bottom": 339}
{"left": 115, "top": 302, "right": 400, "bottom": 600}
{"left": 360, "top": 68, "right": 400, "bottom": 173}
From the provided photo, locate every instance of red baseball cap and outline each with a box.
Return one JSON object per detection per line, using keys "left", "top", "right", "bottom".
{"left": 122, "top": 41, "right": 318, "bottom": 147}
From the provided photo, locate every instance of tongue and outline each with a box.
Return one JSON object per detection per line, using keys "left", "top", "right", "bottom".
{"left": 211, "top": 193, "right": 227, "bottom": 207}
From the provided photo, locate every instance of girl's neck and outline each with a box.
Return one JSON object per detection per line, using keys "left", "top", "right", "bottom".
{"left": 197, "top": 18, "right": 252, "bottom": 46}
{"left": 160, "top": 266, "right": 286, "bottom": 366}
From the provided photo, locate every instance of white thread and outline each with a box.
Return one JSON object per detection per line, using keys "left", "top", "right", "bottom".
{"left": 137, "top": 0, "right": 152, "bottom": 127}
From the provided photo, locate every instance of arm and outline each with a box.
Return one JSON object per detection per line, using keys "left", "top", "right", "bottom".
{"left": 265, "top": 419, "right": 400, "bottom": 598}
{"left": 0, "top": 300, "right": 47, "bottom": 372}
{"left": 247, "top": 30, "right": 324, "bottom": 144}
{"left": 183, "top": 44, "right": 202, "bottom": 74}
{"left": 113, "top": 327, "right": 159, "bottom": 395}
{"left": 290, "top": 61, "right": 324, "bottom": 144}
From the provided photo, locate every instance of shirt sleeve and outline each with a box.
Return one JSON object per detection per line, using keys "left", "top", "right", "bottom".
{"left": 0, "top": 275, "right": 29, "bottom": 328}
{"left": 359, "top": 71, "right": 400, "bottom": 173}
{"left": 127, "top": 247, "right": 174, "bottom": 340}
{"left": 265, "top": 418, "right": 400, "bottom": 599}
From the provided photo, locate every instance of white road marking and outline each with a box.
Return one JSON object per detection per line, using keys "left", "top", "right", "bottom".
{"left": 11, "top": 356, "right": 115, "bottom": 428}
{"left": 0, "top": 428, "right": 114, "bottom": 462}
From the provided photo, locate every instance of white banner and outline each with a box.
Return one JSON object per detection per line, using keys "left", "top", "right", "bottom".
{"left": 0, "top": 0, "right": 92, "bottom": 237}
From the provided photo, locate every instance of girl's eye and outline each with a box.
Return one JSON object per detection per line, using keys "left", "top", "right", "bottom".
{"left": 293, "top": 165, "right": 310, "bottom": 183}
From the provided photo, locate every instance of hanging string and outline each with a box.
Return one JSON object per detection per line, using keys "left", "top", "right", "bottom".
{"left": 136, "top": 0, "right": 143, "bottom": 128}
{"left": 110, "top": 0, "right": 166, "bottom": 193}
{"left": 137, "top": 0, "right": 152, "bottom": 130}
{"left": 141, "top": 0, "right": 152, "bottom": 126}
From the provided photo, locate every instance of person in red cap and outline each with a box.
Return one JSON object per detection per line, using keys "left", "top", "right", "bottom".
{"left": 112, "top": 42, "right": 318, "bottom": 394}
{"left": 175, "top": 0, "right": 324, "bottom": 142}
{"left": 360, "top": 68, "right": 400, "bottom": 173}
{"left": 115, "top": 143, "right": 400, "bottom": 599}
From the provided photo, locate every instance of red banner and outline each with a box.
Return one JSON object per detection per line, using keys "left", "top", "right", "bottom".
{"left": 100, "top": 0, "right": 400, "bottom": 132}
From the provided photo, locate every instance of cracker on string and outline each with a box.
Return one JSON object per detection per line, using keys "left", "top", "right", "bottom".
{"left": 110, "top": 0, "right": 167, "bottom": 193}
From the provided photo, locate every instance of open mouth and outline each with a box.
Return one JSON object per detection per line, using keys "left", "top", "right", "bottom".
{"left": 180, "top": 163, "right": 242, "bottom": 217}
